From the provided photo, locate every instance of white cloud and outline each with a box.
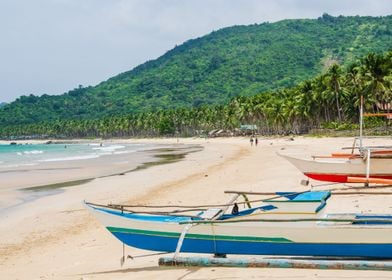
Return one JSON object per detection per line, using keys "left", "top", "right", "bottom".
{"left": 0, "top": 0, "right": 391, "bottom": 102}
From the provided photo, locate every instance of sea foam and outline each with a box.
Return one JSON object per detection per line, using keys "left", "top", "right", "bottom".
{"left": 92, "top": 145, "right": 126, "bottom": 152}
{"left": 39, "top": 154, "right": 100, "bottom": 162}
{"left": 24, "top": 150, "right": 44, "bottom": 154}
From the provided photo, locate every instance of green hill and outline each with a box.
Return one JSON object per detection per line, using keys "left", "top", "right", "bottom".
{"left": 1, "top": 14, "right": 391, "bottom": 126}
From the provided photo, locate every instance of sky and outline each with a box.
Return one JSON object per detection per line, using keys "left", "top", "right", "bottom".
{"left": 0, "top": 0, "right": 391, "bottom": 103}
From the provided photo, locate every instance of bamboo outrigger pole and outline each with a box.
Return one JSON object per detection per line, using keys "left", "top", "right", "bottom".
{"left": 159, "top": 256, "right": 392, "bottom": 271}
{"left": 347, "top": 177, "right": 392, "bottom": 185}
{"left": 225, "top": 190, "right": 392, "bottom": 196}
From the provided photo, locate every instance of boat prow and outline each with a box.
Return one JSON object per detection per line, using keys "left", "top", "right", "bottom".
{"left": 278, "top": 151, "right": 392, "bottom": 183}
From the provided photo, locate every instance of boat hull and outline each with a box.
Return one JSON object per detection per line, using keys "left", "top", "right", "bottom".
{"left": 109, "top": 226, "right": 392, "bottom": 258}
{"left": 86, "top": 204, "right": 392, "bottom": 259}
{"left": 280, "top": 154, "right": 392, "bottom": 183}
{"left": 305, "top": 173, "right": 392, "bottom": 183}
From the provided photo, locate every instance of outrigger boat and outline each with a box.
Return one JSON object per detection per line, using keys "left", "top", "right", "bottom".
{"left": 279, "top": 146, "right": 392, "bottom": 183}
{"left": 280, "top": 97, "right": 392, "bottom": 184}
{"left": 85, "top": 190, "right": 392, "bottom": 258}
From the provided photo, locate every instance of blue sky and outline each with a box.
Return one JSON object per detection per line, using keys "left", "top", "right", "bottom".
{"left": 0, "top": 0, "right": 391, "bottom": 102}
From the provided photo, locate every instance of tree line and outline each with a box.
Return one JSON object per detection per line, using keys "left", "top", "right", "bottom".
{"left": 0, "top": 51, "right": 391, "bottom": 139}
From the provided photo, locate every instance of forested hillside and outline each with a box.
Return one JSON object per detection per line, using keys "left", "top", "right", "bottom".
{"left": 1, "top": 14, "right": 391, "bottom": 126}
{"left": 1, "top": 50, "right": 390, "bottom": 138}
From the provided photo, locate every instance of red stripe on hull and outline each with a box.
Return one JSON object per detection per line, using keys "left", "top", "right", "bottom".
{"left": 304, "top": 173, "right": 392, "bottom": 183}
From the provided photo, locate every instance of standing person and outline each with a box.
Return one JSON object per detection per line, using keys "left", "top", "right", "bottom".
{"left": 255, "top": 137, "right": 258, "bottom": 147}
{"left": 250, "top": 137, "right": 254, "bottom": 146}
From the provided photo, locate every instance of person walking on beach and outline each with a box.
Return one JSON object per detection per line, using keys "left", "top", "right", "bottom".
{"left": 255, "top": 137, "right": 258, "bottom": 147}
{"left": 250, "top": 137, "right": 254, "bottom": 146}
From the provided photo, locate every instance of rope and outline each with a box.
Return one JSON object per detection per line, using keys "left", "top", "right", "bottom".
{"left": 211, "top": 223, "right": 217, "bottom": 255}
{"left": 108, "top": 201, "right": 261, "bottom": 209}
{"left": 87, "top": 199, "right": 268, "bottom": 211}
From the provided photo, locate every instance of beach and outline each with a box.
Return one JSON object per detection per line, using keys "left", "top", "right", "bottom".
{"left": 1, "top": 136, "right": 391, "bottom": 280}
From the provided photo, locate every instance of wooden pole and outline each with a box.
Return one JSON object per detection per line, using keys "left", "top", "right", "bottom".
{"left": 347, "top": 177, "right": 392, "bottom": 185}
{"left": 360, "top": 95, "right": 364, "bottom": 149}
{"left": 179, "top": 217, "right": 392, "bottom": 225}
{"left": 159, "top": 256, "right": 392, "bottom": 271}
{"left": 225, "top": 190, "right": 392, "bottom": 196}
{"left": 366, "top": 149, "right": 371, "bottom": 184}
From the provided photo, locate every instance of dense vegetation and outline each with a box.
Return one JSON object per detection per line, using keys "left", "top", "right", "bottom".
{"left": 1, "top": 14, "right": 391, "bottom": 126}
{"left": 1, "top": 50, "right": 390, "bottom": 138}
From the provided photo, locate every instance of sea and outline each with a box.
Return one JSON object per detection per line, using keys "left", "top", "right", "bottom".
{"left": 0, "top": 142, "right": 155, "bottom": 169}
{"left": 0, "top": 141, "right": 183, "bottom": 215}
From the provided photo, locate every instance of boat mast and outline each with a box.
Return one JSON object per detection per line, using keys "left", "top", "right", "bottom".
{"left": 359, "top": 95, "right": 364, "bottom": 150}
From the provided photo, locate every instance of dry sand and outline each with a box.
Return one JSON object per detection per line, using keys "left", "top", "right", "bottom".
{"left": 0, "top": 136, "right": 391, "bottom": 280}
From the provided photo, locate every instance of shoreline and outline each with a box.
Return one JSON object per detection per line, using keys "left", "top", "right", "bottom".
{"left": 0, "top": 143, "right": 201, "bottom": 190}
{"left": 0, "top": 143, "right": 202, "bottom": 217}
{"left": 22, "top": 144, "right": 203, "bottom": 191}
{"left": 1, "top": 136, "right": 391, "bottom": 279}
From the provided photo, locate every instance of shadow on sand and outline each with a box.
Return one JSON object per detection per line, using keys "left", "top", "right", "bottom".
{"left": 79, "top": 265, "right": 200, "bottom": 280}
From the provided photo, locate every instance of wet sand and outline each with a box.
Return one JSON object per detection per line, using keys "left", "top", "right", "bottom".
{"left": 0, "top": 136, "right": 391, "bottom": 279}
{"left": 0, "top": 143, "right": 201, "bottom": 214}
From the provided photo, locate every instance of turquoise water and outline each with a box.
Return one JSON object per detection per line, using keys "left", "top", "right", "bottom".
{"left": 0, "top": 143, "right": 151, "bottom": 168}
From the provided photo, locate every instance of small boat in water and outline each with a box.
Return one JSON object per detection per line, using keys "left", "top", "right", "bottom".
{"left": 85, "top": 191, "right": 392, "bottom": 258}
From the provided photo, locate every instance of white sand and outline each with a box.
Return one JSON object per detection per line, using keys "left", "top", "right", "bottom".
{"left": 0, "top": 136, "right": 391, "bottom": 280}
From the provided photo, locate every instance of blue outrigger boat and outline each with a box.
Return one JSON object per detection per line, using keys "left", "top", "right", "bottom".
{"left": 85, "top": 191, "right": 392, "bottom": 258}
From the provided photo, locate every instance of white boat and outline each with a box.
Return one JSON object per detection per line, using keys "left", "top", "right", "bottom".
{"left": 85, "top": 191, "right": 392, "bottom": 258}
{"left": 279, "top": 149, "right": 392, "bottom": 183}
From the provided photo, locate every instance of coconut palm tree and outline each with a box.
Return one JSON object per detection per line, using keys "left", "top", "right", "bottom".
{"left": 325, "top": 64, "right": 344, "bottom": 122}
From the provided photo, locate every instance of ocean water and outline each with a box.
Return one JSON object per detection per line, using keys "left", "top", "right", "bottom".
{"left": 0, "top": 143, "right": 152, "bottom": 169}
{"left": 0, "top": 142, "right": 167, "bottom": 214}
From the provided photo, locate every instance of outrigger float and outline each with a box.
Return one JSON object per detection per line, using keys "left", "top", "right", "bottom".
{"left": 85, "top": 190, "right": 392, "bottom": 259}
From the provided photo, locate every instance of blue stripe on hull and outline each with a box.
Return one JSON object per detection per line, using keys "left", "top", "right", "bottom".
{"left": 112, "top": 232, "right": 392, "bottom": 258}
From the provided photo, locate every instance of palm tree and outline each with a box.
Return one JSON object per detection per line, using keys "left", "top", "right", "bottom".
{"left": 326, "top": 64, "right": 344, "bottom": 122}
{"left": 360, "top": 52, "right": 390, "bottom": 112}
{"left": 344, "top": 63, "right": 362, "bottom": 121}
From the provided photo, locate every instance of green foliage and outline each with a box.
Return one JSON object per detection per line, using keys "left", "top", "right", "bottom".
{"left": 321, "top": 122, "right": 359, "bottom": 130}
{"left": 363, "top": 116, "right": 388, "bottom": 128}
{"left": 1, "top": 48, "right": 391, "bottom": 139}
{"left": 1, "top": 15, "right": 392, "bottom": 127}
